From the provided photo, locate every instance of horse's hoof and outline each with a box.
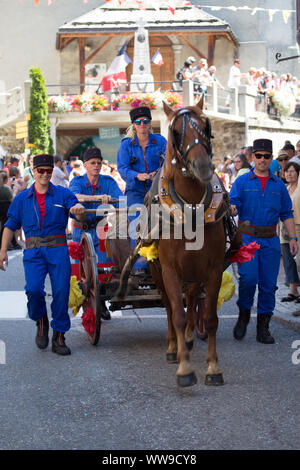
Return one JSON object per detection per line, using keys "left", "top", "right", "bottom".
{"left": 177, "top": 372, "right": 197, "bottom": 387}
{"left": 185, "top": 340, "right": 194, "bottom": 351}
{"left": 205, "top": 373, "right": 224, "bottom": 386}
{"left": 166, "top": 352, "right": 178, "bottom": 363}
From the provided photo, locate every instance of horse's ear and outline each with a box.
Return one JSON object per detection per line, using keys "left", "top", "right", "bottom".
{"left": 195, "top": 94, "right": 204, "bottom": 111}
{"left": 163, "top": 100, "right": 174, "bottom": 119}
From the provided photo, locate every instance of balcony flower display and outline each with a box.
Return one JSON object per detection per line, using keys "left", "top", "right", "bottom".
{"left": 268, "top": 90, "right": 296, "bottom": 117}
{"left": 48, "top": 91, "right": 183, "bottom": 113}
{"left": 48, "top": 93, "right": 110, "bottom": 113}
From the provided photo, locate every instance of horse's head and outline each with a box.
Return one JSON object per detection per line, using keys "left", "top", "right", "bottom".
{"left": 163, "top": 97, "right": 214, "bottom": 183}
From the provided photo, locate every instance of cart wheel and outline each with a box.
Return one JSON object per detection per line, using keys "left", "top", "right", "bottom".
{"left": 80, "top": 232, "right": 102, "bottom": 346}
{"left": 195, "top": 298, "right": 208, "bottom": 341}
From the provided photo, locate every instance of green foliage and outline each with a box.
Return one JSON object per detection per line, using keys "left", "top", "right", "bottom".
{"left": 28, "top": 68, "right": 53, "bottom": 155}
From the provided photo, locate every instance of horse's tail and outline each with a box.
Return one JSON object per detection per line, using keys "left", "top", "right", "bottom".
{"left": 114, "top": 242, "right": 141, "bottom": 299}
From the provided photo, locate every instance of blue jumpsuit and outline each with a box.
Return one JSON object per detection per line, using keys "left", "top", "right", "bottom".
{"left": 230, "top": 169, "right": 293, "bottom": 315}
{"left": 69, "top": 173, "right": 123, "bottom": 263}
{"left": 4, "top": 182, "right": 79, "bottom": 333}
{"left": 117, "top": 133, "right": 167, "bottom": 206}
{"left": 117, "top": 133, "right": 166, "bottom": 269}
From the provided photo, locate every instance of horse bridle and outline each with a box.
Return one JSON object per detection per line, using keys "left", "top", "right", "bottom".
{"left": 169, "top": 108, "right": 213, "bottom": 168}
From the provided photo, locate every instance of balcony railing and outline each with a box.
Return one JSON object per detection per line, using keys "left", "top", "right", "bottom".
{"left": 0, "top": 87, "right": 25, "bottom": 127}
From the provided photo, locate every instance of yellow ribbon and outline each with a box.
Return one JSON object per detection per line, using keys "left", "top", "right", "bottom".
{"left": 138, "top": 242, "right": 159, "bottom": 261}
{"left": 217, "top": 271, "right": 235, "bottom": 309}
{"left": 68, "top": 275, "right": 85, "bottom": 315}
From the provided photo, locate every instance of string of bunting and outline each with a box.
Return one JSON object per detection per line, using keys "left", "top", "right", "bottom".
{"left": 18, "top": 0, "right": 296, "bottom": 23}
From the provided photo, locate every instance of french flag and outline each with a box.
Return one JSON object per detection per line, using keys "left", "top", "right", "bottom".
{"left": 100, "top": 43, "right": 132, "bottom": 92}
{"left": 151, "top": 50, "right": 164, "bottom": 66}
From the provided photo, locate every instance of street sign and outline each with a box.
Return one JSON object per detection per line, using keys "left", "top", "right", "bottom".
{"left": 16, "top": 120, "right": 28, "bottom": 140}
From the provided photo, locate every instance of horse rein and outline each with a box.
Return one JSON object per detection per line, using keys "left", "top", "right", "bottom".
{"left": 169, "top": 108, "right": 213, "bottom": 170}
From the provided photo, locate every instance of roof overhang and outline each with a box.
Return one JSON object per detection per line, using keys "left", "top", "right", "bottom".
{"left": 57, "top": 1, "right": 238, "bottom": 50}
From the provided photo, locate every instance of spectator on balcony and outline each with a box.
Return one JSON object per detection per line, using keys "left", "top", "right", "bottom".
{"left": 207, "top": 65, "right": 225, "bottom": 90}
{"left": 192, "top": 58, "right": 210, "bottom": 94}
{"left": 226, "top": 58, "right": 246, "bottom": 106}
{"left": 245, "top": 67, "right": 257, "bottom": 87}
{"left": 279, "top": 74, "right": 288, "bottom": 92}
{"left": 175, "top": 56, "right": 196, "bottom": 88}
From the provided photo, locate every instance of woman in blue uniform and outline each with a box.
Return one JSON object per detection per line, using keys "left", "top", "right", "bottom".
{"left": 117, "top": 106, "right": 167, "bottom": 273}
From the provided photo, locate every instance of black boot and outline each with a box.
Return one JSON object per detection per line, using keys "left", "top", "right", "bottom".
{"left": 52, "top": 330, "right": 71, "bottom": 355}
{"left": 256, "top": 314, "right": 275, "bottom": 344}
{"left": 101, "top": 301, "right": 111, "bottom": 320}
{"left": 35, "top": 314, "right": 49, "bottom": 349}
{"left": 233, "top": 308, "right": 251, "bottom": 340}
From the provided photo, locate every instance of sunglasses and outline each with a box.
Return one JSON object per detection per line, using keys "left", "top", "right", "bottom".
{"left": 134, "top": 118, "right": 151, "bottom": 125}
{"left": 36, "top": 168, "right": 53, "bottom": 175}
{"left": 278, "top": 157, "right": 288, "bottom": 162}
{"left": 254, "top": 153, "right": 272, "bottom": 160}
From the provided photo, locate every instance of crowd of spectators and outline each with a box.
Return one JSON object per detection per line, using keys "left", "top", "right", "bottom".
{"left": 0, "top": 152, "right": 126, "bottom": 250}
{"left": 176, "top": 56, "right": 299, "bottom": 116}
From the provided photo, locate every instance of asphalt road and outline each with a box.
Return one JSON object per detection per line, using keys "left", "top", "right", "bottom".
{"left": 0, "top": 250, "right": 300, "bottom": 452}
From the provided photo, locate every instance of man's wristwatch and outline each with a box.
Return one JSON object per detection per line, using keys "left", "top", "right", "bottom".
{"left": 290, "top": 236, "right": 298, "bottom": 241}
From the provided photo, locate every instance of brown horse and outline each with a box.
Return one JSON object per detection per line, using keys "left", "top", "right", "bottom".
{"left": 149, "top": 98, "right": 228, "bottom": 387}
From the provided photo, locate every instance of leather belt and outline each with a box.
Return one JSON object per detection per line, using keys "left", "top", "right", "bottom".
{"left": 25, "top": 235, "right": 67, "bottom": 249}
{"left": 74, "top": 221, "right": 97, "bottom": 231}
{"left": 239, "top": 222, "right": 277, "bottom": 238}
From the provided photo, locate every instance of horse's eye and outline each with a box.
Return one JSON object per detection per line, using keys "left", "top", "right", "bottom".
{"left": 173, "top": 130, "right": 181, "bottom": 146}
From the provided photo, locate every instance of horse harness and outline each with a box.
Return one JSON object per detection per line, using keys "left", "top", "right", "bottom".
{"left": 169, "top": 108, "right": 213, "bottom": 170}
{"left": 154, "top": 166, "right": 229, "bottom": 226}
{"left": 150, "top": 107, "right": 228, "bottom": 226}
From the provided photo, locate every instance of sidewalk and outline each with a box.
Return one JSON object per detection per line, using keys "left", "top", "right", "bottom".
{"left": 229, "top": 262, "right": 300, "bottom": 334}
{"left": 273, "top": 278, "right": 300, "bottom": 334}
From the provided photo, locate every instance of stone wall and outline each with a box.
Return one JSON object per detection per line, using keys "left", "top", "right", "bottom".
{"left": 210, "top": 119, "right": 246, "bottom": 164}
{"left": 0, "top": 126, "right": 25, "bottom": 157}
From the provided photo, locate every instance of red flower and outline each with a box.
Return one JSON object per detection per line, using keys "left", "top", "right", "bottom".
{"left": 68, "top": 241, "right": 85, "bottom": 261}
{"left": 228, "top": 241, "right": 260, "bottom": 263}
{"left": 82, "top": 307, "right": 96, "bottom": 336}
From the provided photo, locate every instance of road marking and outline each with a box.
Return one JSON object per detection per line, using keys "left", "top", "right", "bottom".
{"left": 0, "top": 292, "right": 28, "bottom": 319}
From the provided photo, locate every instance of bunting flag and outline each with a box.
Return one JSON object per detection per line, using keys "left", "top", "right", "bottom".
{"left": 17, "top": 0, "right": 296, "bottom": 24}
{"left": 100, "top": 42, "right": 132, "bottom": 92}
{"left": 151, "top": 50, "right": 164, "bottom": 66}
{"left": 167, "top": 0, "right": 176, "bottom": 15}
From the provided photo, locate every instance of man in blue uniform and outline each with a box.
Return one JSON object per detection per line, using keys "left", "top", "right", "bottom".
{"left": 0, "top": 154, "right": 86, "bottom": 355}
{"left": 230, "top": 139, "right": 298, "bottom": 343}
{"left": 117, "top": 106, "right": 166, "bottom": 273}
{"left": 69, "top": 147, "right": 124, "bottom": 320}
